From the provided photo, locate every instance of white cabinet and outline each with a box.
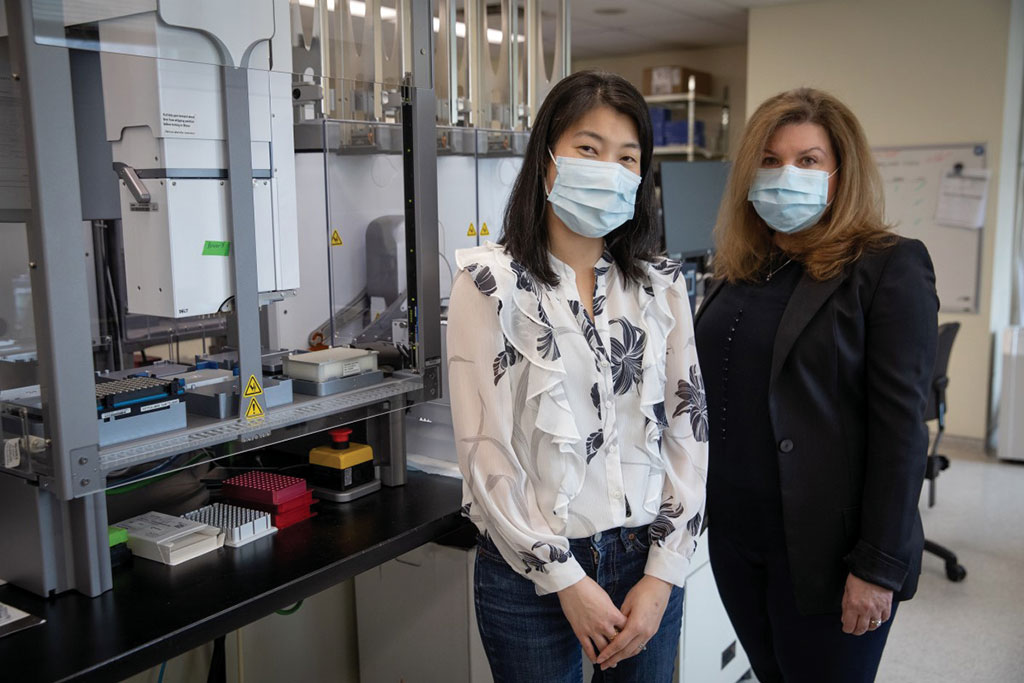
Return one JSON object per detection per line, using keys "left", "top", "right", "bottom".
{"left": 355, "top": 531, "right": 751, "bottom": 683}
{"left": 678, "top": 532, "right": 752, "bottom": 683}
{"left": 355, "top": 542, "right": 493, "bottom": 683}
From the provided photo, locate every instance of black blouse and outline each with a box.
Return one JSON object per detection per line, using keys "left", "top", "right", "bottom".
{"left": 695, "top": 260, "right": 804, "bottom": 548}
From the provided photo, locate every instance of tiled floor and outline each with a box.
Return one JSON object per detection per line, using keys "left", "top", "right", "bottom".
{"left": 876, "top": 438, "right": 1024, "bottom": 682}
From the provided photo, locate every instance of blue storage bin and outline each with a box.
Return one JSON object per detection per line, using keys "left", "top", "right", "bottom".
{"left": 648, "top": 106, "right": 671, "bottom": 124}
{"left": 662, "top": 120, "right": 706, "bottom": 148}
{"left": 651, "top": 120, "right": 666, "bottom": 147}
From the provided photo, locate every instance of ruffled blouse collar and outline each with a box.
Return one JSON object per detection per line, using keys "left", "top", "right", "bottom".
{"left": 547, "top": 247, "right": 616, "bottom": 288}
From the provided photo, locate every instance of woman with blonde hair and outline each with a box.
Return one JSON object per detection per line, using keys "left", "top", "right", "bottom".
{"left": 694, "top": 87, "right": 937, "bottom": 682}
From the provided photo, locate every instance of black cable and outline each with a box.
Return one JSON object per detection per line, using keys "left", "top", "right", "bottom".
{"left": 98, "top": 231, "right": 125, "bottom": 371}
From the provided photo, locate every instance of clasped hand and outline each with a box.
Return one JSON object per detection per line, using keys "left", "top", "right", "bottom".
{"left": 841, "top": 573, "right": 893, "bottom": 636}
{"left": 558, "top": 575, "right": 672, "bottom": 671}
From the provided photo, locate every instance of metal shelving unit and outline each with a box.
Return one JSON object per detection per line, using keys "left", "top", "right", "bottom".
{"left": 645, "top": 92, "right": 727, "bottom": 106}
{"left": 652, "top": 144, "right": 718, "bottom": 159}
{"left": 646, "top": 78, "right": 730, "bottom": 161}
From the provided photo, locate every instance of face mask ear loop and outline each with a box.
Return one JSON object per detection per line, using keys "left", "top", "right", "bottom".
{"left": 823, "top": 165, "right": 841, "bottom": 208}
{"left": 543, "top": 147, "right": 558, "bottom": 198}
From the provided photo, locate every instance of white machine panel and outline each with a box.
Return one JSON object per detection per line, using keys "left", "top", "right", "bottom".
{"left": 120, "top": 179, "right": 230, "bottom": 317}
{"left": 267, "top": 152, "right": 328, "bottom": 351}
{"left": 158, "top": 0, "right": 275, "bottom": 69}
{"left": 99, "top": 0, "right": 299, "bottom": 317}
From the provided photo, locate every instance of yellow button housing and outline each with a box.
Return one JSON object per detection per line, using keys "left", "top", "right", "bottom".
{"left": 309, "top": 442, "right": 374, "bottom": 470}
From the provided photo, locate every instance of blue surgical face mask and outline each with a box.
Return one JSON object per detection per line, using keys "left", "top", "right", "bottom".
{"left": 748, "top": 165, "right": 839, "bottom": 234}
{"left": 545, "top": 149, "right": 642, "bottom": 239}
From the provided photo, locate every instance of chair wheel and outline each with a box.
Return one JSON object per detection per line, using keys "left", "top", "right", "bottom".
{"left": 945, "top": 563, "right": 967, "bottom": 582}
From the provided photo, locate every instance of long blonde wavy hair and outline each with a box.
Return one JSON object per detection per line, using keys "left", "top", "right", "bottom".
{"left": 713, "top": 88, "right": 896, "bottom": 282}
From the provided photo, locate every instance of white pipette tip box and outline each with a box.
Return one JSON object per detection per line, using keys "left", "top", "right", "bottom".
{"left": 283, "top": 347, "right": 378, "bottom": 383}
{"left": 182, "top": 503, "right": 277, "bottom": 548}
{"left": 114, "top": 511, "right": 224, "bottom": 566}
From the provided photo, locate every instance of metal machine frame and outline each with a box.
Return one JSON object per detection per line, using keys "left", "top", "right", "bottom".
{"left": 0, "top": 0, "right": 439, "bottom": 598}
{"left": 0, "top": 0, "right": 564, "bottom": 600}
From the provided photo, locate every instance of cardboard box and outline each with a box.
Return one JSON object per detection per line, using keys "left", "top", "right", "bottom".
{"left": 643, "top": 66, "right": 712, "bottom": 96}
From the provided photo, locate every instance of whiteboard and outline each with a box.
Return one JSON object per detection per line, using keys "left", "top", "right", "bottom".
{"left": 874, "top": 144, "right": 987, "bottom": 313}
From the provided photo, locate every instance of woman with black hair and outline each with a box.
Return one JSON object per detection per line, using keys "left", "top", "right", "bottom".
{"left": 447, "top": 70, "right": 708, "bottom": 682}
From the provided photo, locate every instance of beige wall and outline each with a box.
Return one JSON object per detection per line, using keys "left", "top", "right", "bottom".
{"left": 574, "top": 44, "right": 748, "bottom": 157}
{"left": 748, "top": 0, "right": 1014, "bottom": 440}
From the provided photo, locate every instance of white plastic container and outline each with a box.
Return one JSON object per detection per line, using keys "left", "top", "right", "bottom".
{"left": 282, "top": 347, "right": 379, "bottom": 383}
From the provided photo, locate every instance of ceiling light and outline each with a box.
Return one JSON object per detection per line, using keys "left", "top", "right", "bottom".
{"left": 297, "top": 1, "right": 522, "bottom": 44}
{"left": 297, "top": 0, "right": 396, "bottom": 20}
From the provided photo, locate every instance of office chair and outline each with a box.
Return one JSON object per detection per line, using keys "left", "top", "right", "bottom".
{"left": 922, "top": 322, "right": 967, "bottom": 582}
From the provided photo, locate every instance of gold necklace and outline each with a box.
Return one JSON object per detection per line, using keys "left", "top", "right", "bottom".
{"left": 765, "top": 258, "right": 794, "bottom": 282}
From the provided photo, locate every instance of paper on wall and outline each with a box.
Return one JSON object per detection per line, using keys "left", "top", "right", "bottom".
{"left": 935, "top": 168, "right": 990, "bottom": 229}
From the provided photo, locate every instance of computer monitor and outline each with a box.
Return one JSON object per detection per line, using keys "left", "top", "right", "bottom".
{"left": 660, "top": 160, "right": 732, "bottom": 259}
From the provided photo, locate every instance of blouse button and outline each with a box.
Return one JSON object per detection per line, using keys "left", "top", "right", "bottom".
{"left": 601, "top": 359, "right": 610, "bottom": 368}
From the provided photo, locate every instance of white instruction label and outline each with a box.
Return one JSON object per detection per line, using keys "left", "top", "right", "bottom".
{"left": 100, "top": 407, "right": 132, "bottom": 421}
{"left": 3, "top": 438, "right": 20, "bottom": 469}
{"left": 161, "top": 111, "right": 197, "bottom": 136}
{"left": 116, "top": 511, "right": 202, "bottom": 541}
{"left": 342, "top": 361, "right": 362, "bottom": 377}
{"left": 140, "top": 399, "right": 180, "bottom": 414}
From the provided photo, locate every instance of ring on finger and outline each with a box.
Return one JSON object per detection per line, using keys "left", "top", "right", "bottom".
{"left": 868, "top": 618, "right": 881, "bottom": 629}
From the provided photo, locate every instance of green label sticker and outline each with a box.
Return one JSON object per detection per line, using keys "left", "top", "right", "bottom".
{"left": 202, "top": 240, "right": 231, "bottom": 256}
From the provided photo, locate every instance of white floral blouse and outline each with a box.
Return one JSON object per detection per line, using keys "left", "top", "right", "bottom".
{"left": 447, "top": 242, "right": 708, "bottom": 595}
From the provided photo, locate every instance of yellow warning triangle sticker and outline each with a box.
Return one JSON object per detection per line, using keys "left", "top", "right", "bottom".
{"left": 480, "top": 222, "right": 490, "bottom": 236}
{"left": 245, "top": 397, "right": 265, "bottom": 419}
{"left": 466, "top": 222, "right": 477, "bottom": 237}
{"left": 243, "top": 374, "right": 263, "bottom": 397}
{"left": 330, "top": 229, "right": 343, "bottom": 247}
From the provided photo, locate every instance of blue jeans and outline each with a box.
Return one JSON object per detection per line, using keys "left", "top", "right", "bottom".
{"left": 474, "top": 526, "right": 684, "bottom": 683}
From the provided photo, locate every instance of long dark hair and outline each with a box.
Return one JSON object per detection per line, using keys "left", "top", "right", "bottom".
{"left": 499, "top": 70, "right": 659, "bottom": 287}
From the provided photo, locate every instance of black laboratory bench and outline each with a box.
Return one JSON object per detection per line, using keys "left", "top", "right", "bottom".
{"left": 0, "top": 471, "right": 467, "bottom": 683}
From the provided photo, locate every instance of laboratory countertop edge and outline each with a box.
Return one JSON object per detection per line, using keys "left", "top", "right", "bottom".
{"left": 0, "top": 470, "right": 467, "bottom": 683}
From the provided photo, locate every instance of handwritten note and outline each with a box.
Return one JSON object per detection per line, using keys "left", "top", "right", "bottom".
{"left": 935, "top": 169, "right": 990, "bottom": 229}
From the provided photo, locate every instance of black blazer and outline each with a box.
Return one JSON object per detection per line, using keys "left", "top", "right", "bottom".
{"left": 695, "top": 237, "right": 939, "bottom": 615}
